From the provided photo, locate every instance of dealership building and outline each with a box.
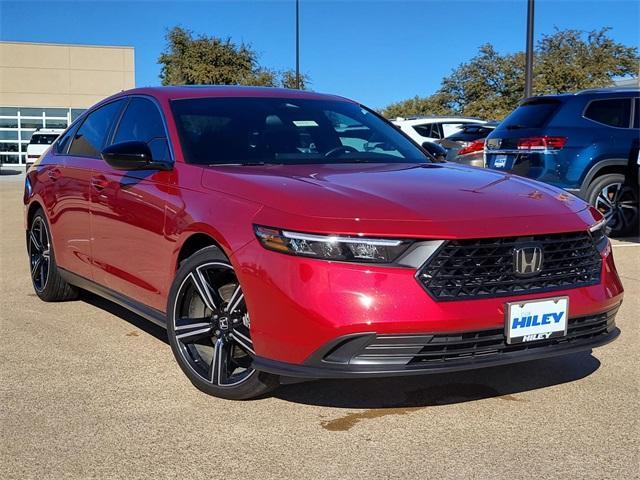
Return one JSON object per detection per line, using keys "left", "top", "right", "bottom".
{"left": 0, "top": 41, "right": 135, "bottom": 167}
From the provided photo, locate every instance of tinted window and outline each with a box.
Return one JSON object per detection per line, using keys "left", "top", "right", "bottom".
{"left": 446, "top": 125, "right": 494, "bottom": 141}
{"left": 502, "top": 99, "right": 560, "bottom": 129}
{"left": 584, "top": 98, "right": 632, "bottom": 128}
{"left": 171, "top": 97, "right": 428, "bottom": 165}
{"left": 633, "top": 98, "right": 639, "bottom": 129}
{"left": 413, "top": 123, "right": 441, "bottom": 139}
{"left": 441, "top": 123, "right": 464, "bottom": 137}
{"left": 55, "top": 125, "right": 77, "bottom": 154}
{"left": 68, "top": 100, "right": 125, "bottom": 157}
{"left": 113, "top": 98, "right": 170, "bottom": 162}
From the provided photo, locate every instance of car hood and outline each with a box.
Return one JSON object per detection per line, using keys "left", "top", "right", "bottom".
{"left": 201, "top": 162, "right": 596, "bottom": 238}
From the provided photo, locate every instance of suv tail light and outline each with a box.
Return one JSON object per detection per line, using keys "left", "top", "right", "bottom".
{"left": 458, "top": 139, "right": 485, "bottom": 156}
{"left": 517, "top": 136, "right": 567, "bottom": 150}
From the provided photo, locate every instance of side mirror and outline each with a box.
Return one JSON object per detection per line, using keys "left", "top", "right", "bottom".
{"left": 421, "top": 141, "right": 447, "bottom": 162}
{"left": 101, "top": 141, "right": 172, "bottom": 171}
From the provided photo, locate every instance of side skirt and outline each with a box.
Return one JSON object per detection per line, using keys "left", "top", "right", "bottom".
{"left": 58, "top": 268, "right": 167, "bottom": 328}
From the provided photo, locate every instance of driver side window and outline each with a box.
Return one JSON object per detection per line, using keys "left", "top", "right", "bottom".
{"left": 112, "top": 97, "right": 171, "bottom": 162}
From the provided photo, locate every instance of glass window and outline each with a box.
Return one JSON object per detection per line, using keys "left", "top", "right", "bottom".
{"left": 0, "top": 118, "right": 18, "bottom": 128}
{"left": 71, "top": 109, "right": 85, "bottom": 121}
{"left": 441, "top": 123, "right": 464, "bottom": 138}
{"left": 446, "top": 125, "right": 495, "bottom": 142}
{"left": 29, "top": 134, "right": 59, "bottom": 145}
{"left": 45, "top": 119, "right": 68, "bottom": 129}
{"left": 633, "top": 98, "right": 639, "bottom": 129}
{"left": 44, "top": 108, "right": 69, "bottom": 117}
{"left": 502, "top": 99, "right": 561, "bottom": 129}
{"left": 0, "top": 153, "right": 20, "bottom": 164}
{"left": 21, "top": 131, "right": 34, "bottom": 142}
{"left": 584, "top": 98, "right": 632, "bottom": 128}
{"left": 113, "top": 98, "right": 165, "bottom": 143}
{"left": 55, "top": 125, "right": 78, "bottom": 155}
{"left": 112, "top": 97, "right": 170, "bottom": 162}
{"left": 171, "top": 97, "right": 428, "bottom": 165}
{"left": 0, "top": 107, "right": 18, "bottom": 116}
{"left": 20, "top": 119, "right": 44, "bottom": 129}
{"left": 0, "top": 131, "right": 19, "bottom": 140}
{"left": 68, "top": 100, "right": 125, "bottom": 158}
{"left": 0, "top": 142, "right": 20, "bottom": 152}
{"left": 20, "top": 108, "right": 43, "bottom": 116}
{"left": 413, "top": 123, "right": 441, "bottom": 139}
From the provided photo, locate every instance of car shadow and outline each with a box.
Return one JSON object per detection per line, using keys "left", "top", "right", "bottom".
{"left": 274, "top": 353, "right": 601, "bottom": 409}
{"left": 77, "top": 291, "right": 601, "bottom": 410}
{"left": 79, "top": 290, "right": 168, "bottom": 343}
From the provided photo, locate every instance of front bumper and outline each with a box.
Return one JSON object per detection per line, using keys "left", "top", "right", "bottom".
{"left": 233, "top": 235, "right": 623, "bottom": 366}
{"left": 253, "top": 306, "right": 620, "bottom": 378}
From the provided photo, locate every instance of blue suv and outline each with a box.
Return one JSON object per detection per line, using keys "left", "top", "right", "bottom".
{"left": 485, "top": 88, "right": 639, "bottom": 236}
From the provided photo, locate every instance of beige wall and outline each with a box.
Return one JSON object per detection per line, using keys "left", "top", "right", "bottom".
{"left": 0, "top": 41, "right": 135, "bottom": 109}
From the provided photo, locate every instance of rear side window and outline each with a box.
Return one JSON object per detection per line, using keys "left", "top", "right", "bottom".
{"left": 584, "top": 98, "right": 632, "bottom": 128}
{"left": 113, "top": 98, "right": 171, "bottom": 162}
{"left": 68, "top": 100, "right": 125, "bottom": 157}
{"left": 502, "top": 99, "right": 560, "bottom": 129}
{"left": 633, "top": 98, "right": 639, "bottom": 129}
{"left": 413, "top": 123, "right": 441, "bottom": 139}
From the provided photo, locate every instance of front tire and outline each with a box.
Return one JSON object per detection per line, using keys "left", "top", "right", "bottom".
{"left": 586, "top": 173, "right": 639, "bottom": 237}
{"left": 28, "top": 209, "right": 78, "bottom": 302}
{"left": 167, "top": 245, "right": 278, "bottom": 400}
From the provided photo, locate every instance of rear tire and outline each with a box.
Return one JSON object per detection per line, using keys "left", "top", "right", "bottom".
{"left": 28, "top": 209, "right": 79, "bottom": 302}
{"left": 586, "top": 174, "right": 639, "bottom": 237}
{"left": 167, "top": 245, "right": 279, "bottom": 400}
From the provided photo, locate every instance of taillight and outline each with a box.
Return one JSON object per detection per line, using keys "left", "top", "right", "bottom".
{"left": 517, "top": 136, "right": 567, "bottom": 150}
{"left": 458, "top": 139, "right": 485, "bottom": 156}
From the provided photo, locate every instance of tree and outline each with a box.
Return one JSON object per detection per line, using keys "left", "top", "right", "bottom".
{"left": 382, "top": 28, "right": 639, "bottom": 119}
{"left": 158, "top": 27, "right": 310, "bottom": 89}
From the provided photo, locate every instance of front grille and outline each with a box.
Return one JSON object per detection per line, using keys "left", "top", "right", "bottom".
{"left": 417, "top": 231, "right": 602, "bottom": 301}
{"left": 348, "top": 308, "right": 617, "bottom": 366}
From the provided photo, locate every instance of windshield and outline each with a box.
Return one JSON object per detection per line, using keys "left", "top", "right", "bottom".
{"left": 29, "top": 134, "right": 59, "bottom": 145}
{"left": 171, "top": 97, "right": 428, "bottom": 165}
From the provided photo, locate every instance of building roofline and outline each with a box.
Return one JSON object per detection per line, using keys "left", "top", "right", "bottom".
{"left": 0, "top": 40, "right": 134, "bottom": 50}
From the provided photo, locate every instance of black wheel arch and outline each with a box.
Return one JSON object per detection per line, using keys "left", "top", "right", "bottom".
{"left": 578, "top": 158, "right": 629, "bottom": 199}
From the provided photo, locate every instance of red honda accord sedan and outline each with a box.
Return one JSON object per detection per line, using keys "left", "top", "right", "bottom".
{"left": 24, "top": 87, "right": 623, "bottom": 399}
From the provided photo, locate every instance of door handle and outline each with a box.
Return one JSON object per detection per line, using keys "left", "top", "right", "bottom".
{"left": 47, "top": 168, "right": 61, "bottom": 181}
{"left": 91, "top": 175, "right": 109, "bottom": 191}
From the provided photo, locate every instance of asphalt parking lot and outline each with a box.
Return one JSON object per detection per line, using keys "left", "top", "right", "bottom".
{"left": 1, "top": 173, "right": 638, "bottom": 480}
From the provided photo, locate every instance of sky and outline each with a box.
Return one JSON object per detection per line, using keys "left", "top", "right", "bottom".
{"left": 1, "top": 0, "right": 639, "bottom": 109}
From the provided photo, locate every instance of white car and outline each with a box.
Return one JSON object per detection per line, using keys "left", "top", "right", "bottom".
{"left": 25, "top": 129, "right": 64, "bottom": 171}
{"left": 392, "top": 116, "right": 487, "bottom": 145}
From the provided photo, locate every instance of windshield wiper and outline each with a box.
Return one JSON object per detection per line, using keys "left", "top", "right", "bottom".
{"left": 209, "top": 161, "right": 278, "bottom": 166}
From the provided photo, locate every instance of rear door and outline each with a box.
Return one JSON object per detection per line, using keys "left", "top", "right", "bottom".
{"left": 90, "top": 96, "right": 174, "bottom": 311}
{"left": 53, "top": 100, "right": 126, "bottom": 279}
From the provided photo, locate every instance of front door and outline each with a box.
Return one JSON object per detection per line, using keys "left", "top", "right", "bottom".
{"left": 89, "top": 97, "right": 174, "bottom": 312}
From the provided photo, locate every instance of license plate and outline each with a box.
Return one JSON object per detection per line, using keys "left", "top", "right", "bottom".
{"left": 506, "top": 297, "right": 569, "bottom": 344}
{"left": 493, "top": 154, "right": 508, "bottom": 168}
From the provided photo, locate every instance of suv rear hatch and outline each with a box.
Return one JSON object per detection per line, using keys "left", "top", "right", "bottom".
{"left": 485, "top": 98, "right": 564, "bottom": 178}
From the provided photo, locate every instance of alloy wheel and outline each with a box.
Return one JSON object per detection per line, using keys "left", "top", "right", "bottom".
{"left": 595, "top": 182, "right": 639, "bottom": 234}
{"left": 172, "top": 262, "right": 255, "bottom": 387}
{"left": 29, "top": 217, "right": 51, "bottom": 292}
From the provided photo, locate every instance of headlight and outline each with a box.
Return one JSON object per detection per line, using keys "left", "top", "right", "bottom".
{"left": 254, "top": 225, "right": 412, "bottom": 264}
{"left": 589, "top": 218, "right": 609, "bottom": 253}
